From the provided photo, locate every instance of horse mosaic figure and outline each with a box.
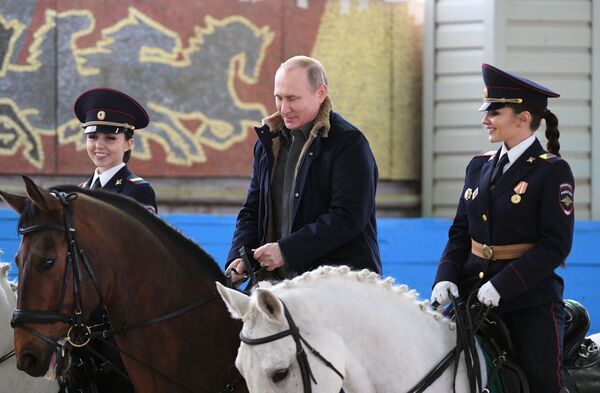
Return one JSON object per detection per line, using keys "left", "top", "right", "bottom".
{"left": 57, "top": 8, "right": 273, "bottom": 163}
{"left": 218, "top": 266, "right": 600, "bottom": 393}
{"left": 0, "top": 263, "right": 58, "bottom": 392}
{"left": 0, "top": 177, "right": 248, "bottom": 393}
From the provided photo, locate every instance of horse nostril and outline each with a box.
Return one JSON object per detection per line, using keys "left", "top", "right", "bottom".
{"left": 18, "top": 351, "right": 38, "bottom": 373}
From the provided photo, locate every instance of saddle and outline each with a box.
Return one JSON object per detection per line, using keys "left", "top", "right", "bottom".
{"left": 561, "top": 300, "right": 600, "bottom": 393}
{"left": 475, "top": 299, "right": 600, "bottom": 393}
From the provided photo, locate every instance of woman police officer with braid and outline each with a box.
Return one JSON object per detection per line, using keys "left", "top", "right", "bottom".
{"left": 431, "top": 64, "right": 574, "bottom": 393}
{"left": 60, "top": 88, "right": 157, "bottom": 393}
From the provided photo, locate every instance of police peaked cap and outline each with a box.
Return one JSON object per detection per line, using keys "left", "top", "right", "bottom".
{"left": 479, "top": 64, "right": 560, "bottom": 111}
{"left": 74, "top": 88, "right": 149, "bottom": 134}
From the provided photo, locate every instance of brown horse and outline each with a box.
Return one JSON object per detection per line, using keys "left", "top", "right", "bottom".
{"left": 0, "top": 177, "right": 247, "bottom": 393}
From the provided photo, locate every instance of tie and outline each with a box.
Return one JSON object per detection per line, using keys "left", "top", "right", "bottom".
{"left": 491, "top": 154, "right": 509, "bottom": 188}
{"left": 91, "top": 177, "right": 101, "bottom": 189}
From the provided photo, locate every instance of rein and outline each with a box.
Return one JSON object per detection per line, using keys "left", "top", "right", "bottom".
{"left": 0, "top": 349, "right": 15, "bottom": 364}
{"left": 12, "top": 190, "right": 243, "bottom": 393}
{"left": 406, "top": 292, "right": 489, "bottom": 393}
{"left": 225, "top": 246, "right": 264, "bottom": 293}
{"left": 239, "top": 299, "right": 344, "bottom": 393}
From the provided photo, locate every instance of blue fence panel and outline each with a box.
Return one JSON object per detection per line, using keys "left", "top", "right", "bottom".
{"left": 1, "top": 209, "right": 599, "bottom": 332}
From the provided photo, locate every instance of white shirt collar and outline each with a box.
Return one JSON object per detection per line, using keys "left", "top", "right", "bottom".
{"left": 498, "top": 134, "right": 536, "bottom": 172}
{"left": 92, "top": 163, "right": 126, "bottom": 187}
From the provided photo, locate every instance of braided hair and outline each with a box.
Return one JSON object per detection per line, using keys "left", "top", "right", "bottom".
{"left": 122, "top": 129, "right": 134, "bottom": 163}
{"left": 507, "top": 104, "right": 561, "bottom": 156}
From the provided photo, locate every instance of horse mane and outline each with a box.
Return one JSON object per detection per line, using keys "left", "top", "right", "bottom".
{"left": 18, "top": 184, "right": 225, "bottom": 281}
{"left": 266, "top": 265, "right": 454, "bottom": 329}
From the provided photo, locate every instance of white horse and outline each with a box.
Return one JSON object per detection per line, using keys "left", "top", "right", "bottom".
{"left": 217, "top": 266, "right": 485, "bottom": 393}
{"left": 0, "top": 263, "right": 58, "bottom": 392}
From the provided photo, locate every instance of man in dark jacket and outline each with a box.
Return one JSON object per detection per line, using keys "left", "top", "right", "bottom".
{"left": 227, "top": 55, "right": 381, "bottom": 280}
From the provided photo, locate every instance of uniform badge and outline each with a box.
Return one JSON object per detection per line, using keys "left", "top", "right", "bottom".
{"left": 115, "top": 179, "right": 122, "bottom": 185}
{"left": 97, "top": 110, "right": 106, "bottom": 120}
{"left": 526, "top": 157, "right": 535, "bottom": 163}
{"left": 511, "top": 181, "right": 528, "bottom": 204}
{"left": 559, "top": 183, "right": 574, "bottom": 216}
{"left": 464, "top": 188, "right": 473, "bottom": 200}
{"left": 472, "top": 187, "right": 479, "bottom": 200}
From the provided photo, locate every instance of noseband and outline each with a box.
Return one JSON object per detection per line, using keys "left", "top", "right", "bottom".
{"left": 239, "top": 299, "right": 344, "bottom": 393}
{"left": 12, "top": 191, "right": 102, "bottom": 350}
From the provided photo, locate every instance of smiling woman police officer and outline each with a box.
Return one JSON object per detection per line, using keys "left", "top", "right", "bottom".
{"left": 60, "top": 88, "right": 157, "bottom": 393}
{"left": 431, "top": 64, "right": 574, "bottom": 393}
{"left": 76, "top": 87, "right": 157, "bottom": 213}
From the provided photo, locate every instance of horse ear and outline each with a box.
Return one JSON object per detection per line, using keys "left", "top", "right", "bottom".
{"left": 0, "top": 189, "right": 28, "bottom": 214}
{"left": 255, "top": 288, "right": 283, "bottom": 322}
{"left": 22, "top": 175, "right": 54, "bottom": 211}
{"left": 0, "top": 263, "right": 9, "bottom": 276}
{"left": 216, "top": 282, "right": 251, "bottom": 319}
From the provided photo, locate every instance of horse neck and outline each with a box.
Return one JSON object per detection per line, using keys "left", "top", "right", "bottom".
{"left": 274, "top": 275, "right": 457, "bottom": 379}
{"left": 73, "top": 200, "right": 244, "bottom": 392}
{"left": 75, "top": 199, "right": 221, "bottom": 322}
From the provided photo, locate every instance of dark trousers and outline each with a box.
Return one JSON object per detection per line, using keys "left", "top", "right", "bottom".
{"left": 502, "top": 302, "right": 565, "bottom": 393}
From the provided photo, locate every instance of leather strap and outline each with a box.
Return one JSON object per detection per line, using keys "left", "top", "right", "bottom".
{"left": 471, "top": 239, "right": 535, "bottom": 260}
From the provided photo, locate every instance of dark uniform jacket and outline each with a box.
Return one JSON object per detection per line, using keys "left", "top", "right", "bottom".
{"left": 82, "top": 165, "right": 157, "bottom": 212}
{"left": 434, "top": 138, "right": 574, "bottom": 312}
{"left": 227, "top": 97, "right": 381, "bottom": 275}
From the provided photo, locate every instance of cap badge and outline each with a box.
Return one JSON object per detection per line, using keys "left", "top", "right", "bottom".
{"left": 483, "top": 88, "right": 488, "bottom": 98}
{"left": 97, "top": 111, "right": 106, "bottom": 120}
{"left": 115, "top": 179, "right": 123, "bottom": 185}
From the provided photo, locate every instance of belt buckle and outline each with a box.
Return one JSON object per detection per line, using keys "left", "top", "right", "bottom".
{"left": 482, "top": 244, "right": 494, "bottom": 260}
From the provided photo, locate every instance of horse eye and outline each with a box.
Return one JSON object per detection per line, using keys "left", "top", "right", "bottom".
{"left": 270, "top": 368, "right": 289, "bottom": 383}
{"left": 39, "top": 259, "right": 55, "bottom": 271}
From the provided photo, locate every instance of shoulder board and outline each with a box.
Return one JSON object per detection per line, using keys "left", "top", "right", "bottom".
{"left": 538, "top": 153, "right": 562, "bottom": 163}
{"left": 474, "top": 150, "right": 496, "bottom": 160}
{"left": 126, "top": 176, "right": 148, "bottom": 185}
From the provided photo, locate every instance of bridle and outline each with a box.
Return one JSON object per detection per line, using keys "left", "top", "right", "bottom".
{"left": 12, "top": 191, "right": 100, "bottom": 350}
{"left": 11, "top": 190, "right": 243, "bottom": 393}
{"left": 239, "top": 299, "right": 344, "bottom": 393}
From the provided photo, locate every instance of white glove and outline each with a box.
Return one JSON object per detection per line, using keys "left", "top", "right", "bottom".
{"left": 431, "top": 281, "right": 459, "bottom": 305}
{"left": 478, "top": 281, "right": 501, "bottom": 307}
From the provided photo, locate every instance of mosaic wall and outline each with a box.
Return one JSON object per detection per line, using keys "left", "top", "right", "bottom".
{"left": 0, "top": 0, "right": 422, "bottom": 179}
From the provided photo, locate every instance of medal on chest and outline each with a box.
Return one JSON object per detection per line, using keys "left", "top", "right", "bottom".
{"left": 511, "top": 181, "right": 528, "bottom": 204}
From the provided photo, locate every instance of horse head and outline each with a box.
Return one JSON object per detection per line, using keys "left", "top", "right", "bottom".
{"left": 0, "top": 177, "right": 110, "bottom": 378}
{"left": 0, "top": 178, "right": 68, "bottom": 376}
{"left": 217, "top": 279, "right": 345, "bottom": 393}
{"left": 199, "top": 16, "right": 273, "bottom": 84}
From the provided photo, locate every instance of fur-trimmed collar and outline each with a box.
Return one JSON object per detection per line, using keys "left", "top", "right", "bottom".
{"left": 261, "top": 96, "right": 333, "bottom": 138}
